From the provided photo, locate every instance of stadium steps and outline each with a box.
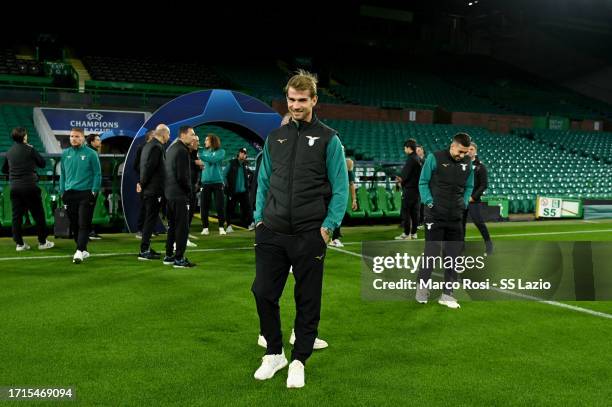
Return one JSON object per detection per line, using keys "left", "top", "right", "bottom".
{"left": 67, "top": 58, "right": 91, "bottom": 92}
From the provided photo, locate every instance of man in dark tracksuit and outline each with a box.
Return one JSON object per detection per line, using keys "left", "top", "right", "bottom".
{"left": 1, "top": 127, "right": 54, "bottom": 251}
{"left": 86, "top": 134, "right": 103, "bottom": 240}
{"left": 164, "top": 126, "right": 196, "bottom": 268}
{"left": 59, "top": 127, "right": 102, "bottom": 264}
{"left": 462, "top": 142, "right": 493, "bottom": 254}
{"left": 252, "top": 70, "right": 348, "bottom": 389}
{"left": 224, "top": 147, "right": 252, "bottom": 231}
{"left": 137, "top": 125, "right": 169, "bottom": 260}
{"left": 134, "top": 130, "right": 154, "bottom": 237}
{"left": 395, "top": 139, "right": 422, "bottom": 240}
{"left": 416, "top": 132, "right": 474, "bottom": 309}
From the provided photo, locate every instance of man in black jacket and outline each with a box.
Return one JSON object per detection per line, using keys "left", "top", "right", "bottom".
{"left": 395, "top": 139, "right": 422, "bottom": 240}
{"left": 462, "top": 142, "right": 493, "bottom": 254}
{"left": 137, "top": 125, "right": 169, "bottom": 260}
{"left": 134, "top": 130, "right": 154, "bottom": 238}
{"left": 417, "top": 132, "right": 474, "bottom": 309}
{"left": 164, "top": 126, "right": 196, "bottom": 268}
{"left": 224, "top": 147, "right": 252, "bottom": 232}
{"left": 251, "top": 71, "right": 348, "bottom": 388}
{"left": 2, "top": 127, "right": 54, "bottom": 251}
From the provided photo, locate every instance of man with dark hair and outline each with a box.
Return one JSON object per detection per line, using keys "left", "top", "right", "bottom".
{"left": 137, "top": 125, "right": 169, "bottom": 261}
{"left": 1, "top": 127, "right": 54, "bottom": 251}
{"left": 395, "top": 138, "right": 422, "bottom": 240}
{"left": 186, "top": 136, "right": 203, "bottom": 247}
{"left": 87, "top": 133, "right": 101, "bottom": 152}
{"left": 416, "top": 132, "right": 474, "bottom": 309}
{"left": 59, "top": 127, "right": 101, "bottom": 264}
{"left": 416, "top": 145, "right": 426, "bottom": 228}
{"left": 134, "top": 130, "right": 155, "bottom": 238}
{"left": 462, "top": 142, "right": 493, "bottom": 254}
{"left": 164, "top": 125, "right": 196, "bottom": 268}
{"left": 86, "top": 133, "right": 102, "bottom": 240}
{"left": 224, "top": 147, "right": 253, "bottom": 233}
{"left": 252, "top": 70, "right": 348, "bottom": 388}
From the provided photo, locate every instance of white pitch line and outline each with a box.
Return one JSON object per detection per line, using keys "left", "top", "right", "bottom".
{"left": 0, "top": 247, "right": 253, "bottom": 262}
{"left": 466, "top": 228, "right": 612, "bottom": 239}
{"left": 327, "top": 246, "right": 612, "bottom": 320}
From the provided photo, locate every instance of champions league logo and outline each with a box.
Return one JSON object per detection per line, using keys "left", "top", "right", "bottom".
{"left": 86, "top": 112, "right": 104, "bottom": 121}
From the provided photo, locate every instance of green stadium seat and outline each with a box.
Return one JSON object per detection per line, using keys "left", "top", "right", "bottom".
{"left": 375, "top": 186, "right": 400, "bottom": 218}
{"left": 357, "top": 186, "right": 383, "bottom": 218}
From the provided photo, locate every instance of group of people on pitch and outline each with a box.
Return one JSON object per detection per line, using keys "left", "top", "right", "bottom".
{"left": 3, "top": 69, "right": 492, "bottom": 389}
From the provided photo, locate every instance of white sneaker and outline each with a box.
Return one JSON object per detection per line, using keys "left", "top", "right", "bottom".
{"left": 410, "top": 233, "right": 418, "bottom": 240}
{"left": 438, "top": 294, "right": 461, "bottom": 309}
{"left": 186, "top": 239, "right": 197, "bottom": 247}
{"left": 38, "top": 240, "right": 55, "bottom": 250}
{"left": 219, "top": 227, "right": 227, "bottom": 235}
{"left": 394, "top": 233, "right": 410, "bottom": 240}
{"left": 257, "top": 335, "right": 267, "bottom": 348}
{"left": 226, "top": 225, "right": 234, "bottom": 233}
{"left": 82, "top": 251, "right": 90, "bottom": 260}
{"left": 16, "top": 243, "right": 31, "bottom": 251}
{"left": 248, "top": 222, "right": 256, "bottom": 231}
{"left": 286, "top": 360, "right": 305, "bottom": 388}
{"left": 253, "top": 350, "right": 288, "bottom": 380}
{"left": 329, "top": 239, "right": 344, "bottom": 248}
{"left": 289, "top": 329, "right": 329, "bottom": 350}
{"left": 201, "top": 228, "right": 209, "bottom": 236}
{"left": 73, "top": 250, "right": 84, "bottom": 264}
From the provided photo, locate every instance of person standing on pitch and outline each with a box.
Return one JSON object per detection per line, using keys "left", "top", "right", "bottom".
{"left": 416, "top": 132, "right": 473, "bottom": 309}
{"left": 59, "top": 127, "right": 101, "bottom": 264}
{"left": 186, "top": 136, "right": 203, "bottom": 247}
{"left": 395, "top": 139, "right": 422, "bottom": 240}
{"left": 137, "top": 124, "right": 169, "bottom": 261}
{"left": 199, "top": 134, "right": 226, "bottom": 236}
{"left": 252, "top": 70, "right": 348, "bottom": 388}
{"left": 462, "top": 142, "right": 493, "bottom": 254}
{"left": 86, "top": 133, "right": 103, "bottom": 240}
{"left": 224, "top": 147, "right": 253, "bottom": 233}
{"left": 164, "top": 126, "right": 196, "bottom": 268}
{"left": 1, "top": 127, "right": 54, "bottom": 251}
{"left": 134, "top": 130, "right": 155, "bottom": 238}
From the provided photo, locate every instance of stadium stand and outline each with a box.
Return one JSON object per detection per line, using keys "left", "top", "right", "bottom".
{"left": 83, "top": 56, "right": 228, "bottom": 89}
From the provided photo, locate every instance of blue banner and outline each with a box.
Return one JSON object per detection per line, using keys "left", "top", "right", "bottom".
{"left": 40, "top": 108, "right": 149, "bottom": 135}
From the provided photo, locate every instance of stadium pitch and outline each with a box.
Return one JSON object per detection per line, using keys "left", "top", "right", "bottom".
{"left": 1, "top": 220, "right": 611, "bottom": 405}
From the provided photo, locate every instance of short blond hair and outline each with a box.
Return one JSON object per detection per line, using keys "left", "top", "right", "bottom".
{"left": 284, "top": 69, "right": 318, "bottom": 97}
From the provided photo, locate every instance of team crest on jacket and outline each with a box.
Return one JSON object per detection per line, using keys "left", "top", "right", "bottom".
{"left": 277, "top": 138, "right": 287, "bottom": 144}
{"left": 306, "top": 136, "right": 320, "bottom": 146}
{"left": 460, "top": 164, "right": 467, "bottom": 171}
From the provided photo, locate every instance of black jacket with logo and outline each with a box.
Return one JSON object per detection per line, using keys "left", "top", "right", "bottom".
{"left": 263, "top": 116, "right": 336, "bottom": 234}
{"left": 425, "top": 150, "right": 472, "bottom": 221}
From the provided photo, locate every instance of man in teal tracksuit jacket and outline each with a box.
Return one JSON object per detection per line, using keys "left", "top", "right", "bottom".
{"left": 416, "top": 132, "right": 474, "bottom": 309}
{"left": 251, "top": 70, "right": 348, "bottom": 388}
{"left": 59, "top": 127, "right": 101, "bottom": 264}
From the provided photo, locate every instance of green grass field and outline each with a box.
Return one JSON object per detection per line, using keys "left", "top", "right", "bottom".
{"left": 1, "top": 220, "right": 611, "bottom": 406}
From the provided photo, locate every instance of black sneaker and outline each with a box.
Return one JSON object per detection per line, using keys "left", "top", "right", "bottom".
{"left": 173, "top": 257, "right": 196, "bottom": 268}
{"left": 138, "top": 250, "right": 161, "bottom": 261}
{"left": 162, "top": 255, "right": 175, "bottom": 265}
{"left": 89, "top": 231, "right": 102, "bottom": 240}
